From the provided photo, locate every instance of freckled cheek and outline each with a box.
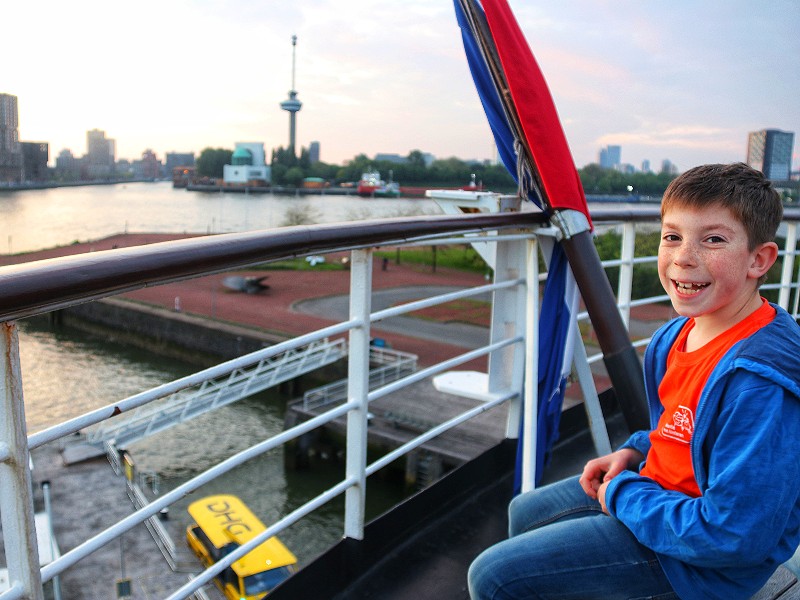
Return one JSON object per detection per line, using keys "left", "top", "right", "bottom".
{"left": 657, "top": 254, "right": 671, "bottom": 278}
{"left": 704, "top": 253, "right": 739, "bottom": 278}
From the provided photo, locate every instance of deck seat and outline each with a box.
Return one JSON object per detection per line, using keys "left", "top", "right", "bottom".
{"left": 751, "top": 566, "right": 800, "bottom": 600}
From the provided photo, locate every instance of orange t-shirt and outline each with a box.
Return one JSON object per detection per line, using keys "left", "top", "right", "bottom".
{"left": 639, "top": 299, "right": 775, "bottom": 496}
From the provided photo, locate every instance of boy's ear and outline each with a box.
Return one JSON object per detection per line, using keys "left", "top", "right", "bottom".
{"left": 749, "top": 241, "right": 779, "bottom": 279}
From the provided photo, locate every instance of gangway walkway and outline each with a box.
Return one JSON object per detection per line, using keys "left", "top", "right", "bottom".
{"left": 88, "top": 338, "right": 348, "bottom": 449}
{"left": 301, "top": 346, "right": 418, "bottom": 411}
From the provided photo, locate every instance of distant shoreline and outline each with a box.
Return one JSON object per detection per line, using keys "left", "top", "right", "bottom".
{"left": 0, "top": 179, "right": 664, "bottom": 203}
{"left": 0, "top": 178, "right": 157, "bottom": 191}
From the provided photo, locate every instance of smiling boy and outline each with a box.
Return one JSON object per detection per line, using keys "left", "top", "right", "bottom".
{"left": 468, "top": 163, "right": 800, "bottom": 600}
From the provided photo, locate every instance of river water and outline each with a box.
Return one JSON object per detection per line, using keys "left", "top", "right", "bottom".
{"left": 4, "top": 182, "right": 437, "bottom": 566}
{"left": 0, "top": 181, "right": 439, "bottom": 254}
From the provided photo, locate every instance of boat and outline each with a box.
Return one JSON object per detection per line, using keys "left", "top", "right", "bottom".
{"left": 186, "top": 494, "right": 298, "bottom": 600}
{"left": 356, "top": 170, "right": 401, "bottom": 198}
{"left": 400, "top": 175, "right": 484, "bottom": 198}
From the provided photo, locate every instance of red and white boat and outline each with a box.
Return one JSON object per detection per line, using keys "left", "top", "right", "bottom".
{"left": 357, "top": 171, "right": 400, "bottom": 197}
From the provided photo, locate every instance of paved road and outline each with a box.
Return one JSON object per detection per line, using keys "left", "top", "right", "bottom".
{"left": 295, "top": 285, "right": 492, "bottom": 349}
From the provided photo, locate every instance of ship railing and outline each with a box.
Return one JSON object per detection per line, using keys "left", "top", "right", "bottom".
{"left": 0, "top": 210, "right": 544, "bottom": 600}
{"left": 585, "top": 214, "right": 800, "bottom": 357}
{"left": 0, "top": 205, "right": 799, "bottom": 599}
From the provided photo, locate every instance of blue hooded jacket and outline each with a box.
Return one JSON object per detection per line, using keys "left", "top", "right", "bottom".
{"left": 606, "top": 304, "right": 800, "bottom": 600}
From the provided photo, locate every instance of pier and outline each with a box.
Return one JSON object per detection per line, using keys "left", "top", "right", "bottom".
{"left": 285, "top": 377, "right": 509, "bottom": 487}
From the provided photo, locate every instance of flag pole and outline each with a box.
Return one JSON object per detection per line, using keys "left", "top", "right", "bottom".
{"left": 458, "top": 0, "right": 649, "bottom": 432}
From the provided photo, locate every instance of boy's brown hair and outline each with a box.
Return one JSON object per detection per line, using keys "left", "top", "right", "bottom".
{"left": 661, "top": 162, "right": 783, "bottom": 250}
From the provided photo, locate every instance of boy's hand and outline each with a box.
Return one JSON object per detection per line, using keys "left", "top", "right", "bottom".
{"left": 579, "top": 448, "right": 644, "bottom": 502}
{"left": 597, "top": 480, "right": 610, "bottom": 514}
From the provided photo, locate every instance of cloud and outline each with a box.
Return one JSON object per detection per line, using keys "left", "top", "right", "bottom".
{"left": 4, "top": 0, "right": 798, "bottom": 171}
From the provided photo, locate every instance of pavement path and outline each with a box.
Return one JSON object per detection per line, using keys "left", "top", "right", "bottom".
{"left": 295, "top": 285, "right": 492, "bottom": 349}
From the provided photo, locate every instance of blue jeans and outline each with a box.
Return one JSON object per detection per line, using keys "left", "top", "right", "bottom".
{"left": 467, "top": 476, "right": 678, "bottom": 599}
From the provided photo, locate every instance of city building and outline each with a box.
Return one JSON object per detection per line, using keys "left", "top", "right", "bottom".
{"left": 223, "top": 142, "right": 270, "bottom": 185}
{"left": 116, "top": 159, "right": 133, "bottom": 179}
{"left": 598, "top": 145, "right": 621, "bottom": 170}
{"left": 86, "top": 128, "right": 116, "bottom": 179}
{"left": 21, "top": 142, "right": 49, "bottom": 181}
{"left": 747, "top": 129, "right": 795, "bottom": 181}
{"left": 309, "top": 141, "right": 320, "bottom": 164}
{"left": 660, "top": 159, "right": 679, "bottom": 175}
{"left": 617, "top": 163, "right": 636, "bottom": 175}
{"left": 54, "top": 149, "right": 81, "bottom": 180}
{"left": 371, "top": 152, "right": 436, "bottom": 167}
{"left": 165, "top": 152, "right": 195, "bottom": 174}
{"left": 132, "top": 149, "right": 162, "bottom": 180}
{"left": 0, "top": 93, "right": 23, "bottom": 183}
{"left": 374, "top": 153, "right": 408, "bottom": 164}
{"left": 641, "top": 159, "right": 651, "bottom": 174}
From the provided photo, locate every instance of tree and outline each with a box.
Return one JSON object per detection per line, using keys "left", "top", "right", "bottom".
{"left": 577, "top": 163, "right": 676, "bottom": 196}
{"left": 271, "top": 164, "right": 289, "bottom": 185}
{"left": 298, "top": 147, "right": 311, "bottom": 169}
{"left": 407, "top": 150, "right": 427, "bottom": 168}
{"left": 284, "top": 166, "right": 305, "bottom": 187}
{"left": 271, "top": 146, "right": 299, "bottom": 169}
{"left": 196, "top": 148, "right": 232, "bottom": 179}
{"left": 338, "top": 154, "right": 373, "bottom": 182}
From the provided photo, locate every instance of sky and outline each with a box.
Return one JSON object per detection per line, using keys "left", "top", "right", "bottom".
{"left": 4, "top": 0, "right": 799, "bottom": 173}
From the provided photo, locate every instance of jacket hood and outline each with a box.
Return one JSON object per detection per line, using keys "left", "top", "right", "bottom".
{"left": 727, "top": 306, "right": 800, "bottom": 400}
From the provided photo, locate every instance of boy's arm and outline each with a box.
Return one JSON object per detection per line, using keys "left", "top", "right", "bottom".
{"left": 579, "top": 447, "right": 644, "bottom": 500}
{"left": 617, "top": 429, "right": 652, "bottom": 460}
{"left": 605, "top": 379, "right": 800, "bottom": 568}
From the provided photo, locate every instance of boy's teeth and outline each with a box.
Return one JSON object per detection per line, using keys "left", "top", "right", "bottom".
{"left": 676, "top": 281, "right": 707, "bottom": 294}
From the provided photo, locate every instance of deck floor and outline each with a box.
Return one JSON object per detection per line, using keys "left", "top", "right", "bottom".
{"left": 342, "top": 415, "right": 631, "bottom": 600}
{"left": 270, "top": 410, "right": 631, "bottom": 600}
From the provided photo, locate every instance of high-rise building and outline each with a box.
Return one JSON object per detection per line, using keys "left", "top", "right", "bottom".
{"left": 309, "top": 141, "right": 320, "bottom": 164}
{"left": 21, "top": 142, "right": 49, "bottom": 181}
{"left": 86, "top": 128, "right": 116, "bottom": 179}
{"left": 747, "top": 129, "right": 795, "bottom": 181}
{"left": 0, "top": 93, "right": 23, "bottom": 183}
{"left": 599, "top": 145, "right": 621, "bottom": 170}
{"left": 660, "top": 159, "right": 679, "bottom": 175}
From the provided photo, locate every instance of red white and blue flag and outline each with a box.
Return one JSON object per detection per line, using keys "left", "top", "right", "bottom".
{"left": 454, "top": 0, "right": 589, "bottom": 489}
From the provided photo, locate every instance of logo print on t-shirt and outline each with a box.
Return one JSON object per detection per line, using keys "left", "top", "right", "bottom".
{"left": 660, "top": 405, "right": 694, "bottom": 444}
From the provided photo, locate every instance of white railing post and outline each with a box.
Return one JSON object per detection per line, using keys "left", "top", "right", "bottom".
{"left": 0, "top": 322, "right": 44, "bottom": 600}
{"left": 490, "top": 237, "right": 527, "bottom": 437}
{"left": 520, "top": 238, "right": 540, "bottom": 492}
{"left": 570, "top": 323, "right": 612, "bottom": 457}
{"left": 617, "top": 221, "right": 636, "bottom": 328}
{"left": 779, "top": 222, "right": 797, "bottom": 312}
{"left": 344, "top": 249, "right": 372, "bottom": 540}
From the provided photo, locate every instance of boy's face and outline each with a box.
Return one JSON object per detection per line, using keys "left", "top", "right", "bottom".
{"left": 658, "top": 202, "right": 770, "bottom": 330}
